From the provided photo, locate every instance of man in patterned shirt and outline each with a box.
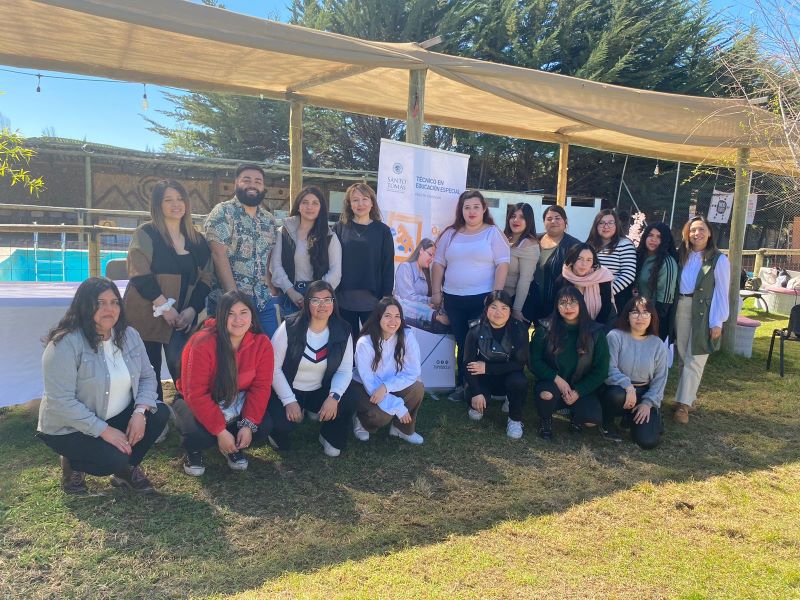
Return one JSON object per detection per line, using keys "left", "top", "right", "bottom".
{"left": 204, "top": 164, "right": 279, "bottom": 336}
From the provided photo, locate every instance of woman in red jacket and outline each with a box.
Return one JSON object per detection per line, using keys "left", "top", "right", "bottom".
{"left": 173, "top": 291, "right": 274, "bottom": 476}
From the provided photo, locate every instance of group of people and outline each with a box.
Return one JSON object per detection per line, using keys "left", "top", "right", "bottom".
{"left": 36, "top": 164, "right": 731, "bottom": 494}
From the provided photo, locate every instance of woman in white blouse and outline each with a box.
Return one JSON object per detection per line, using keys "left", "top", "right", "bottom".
{"left": 394, "top": 238, "right": 450, "bottom": 331}
{"left": 673, "top": 215, "right": 729, "bottom": 425}
{"left": 431, "top": 190, "right": 510, "bottom": 401}
{"left": 347, "top": 297, "right": 424, "bottom": 444}
{"left": 266, "top": 280, "right": 355, "bottom": 457}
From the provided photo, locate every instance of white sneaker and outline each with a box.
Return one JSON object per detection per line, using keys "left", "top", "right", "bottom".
{"left": 319, "top": 434, "right": 340, "bottom": 457}
{"left": 506, "top": 418, "right": 523, "bottom": 439}
{"left": 501, "top": 399, "right": 510, "bottom": 414}
{"left": 389, "top": 424, "right": 424, "bottom": 445}
{"left": 353, "top": 415, "right": 370, "bottom": 441}
{"left": 306, "top": 410, "right": 319, "bottom": 422}
{"left": 468, "top": 408, "right": 484, "bottom": 421}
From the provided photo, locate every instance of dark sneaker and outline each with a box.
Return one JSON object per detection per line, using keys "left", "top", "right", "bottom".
{"left": 600, "top": 424, "right": 623, "bottom": 442}
{"left": 111, "top": 465, "right": 154, "bottom": 493}
{"left": 226, "top": 451, "right": 249, "bottom": 471}
{"left": 183, "top": 452, "right": 206, "bottom": 477}
{"left": 538, "top": 416, "right": 553, "bottom": 440}
{"left": 569, "top": 419, "right": 583, "bottom": 434}
{"left": 60, "top": 456, "right": 87, "bottom": 494}
{"left": 619, "top": 414, "right": 632, "bottom": 430}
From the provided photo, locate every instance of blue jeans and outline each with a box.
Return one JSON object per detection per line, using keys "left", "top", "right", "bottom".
{"left": 206, "top": 294, "right": 278, "bottom": 338}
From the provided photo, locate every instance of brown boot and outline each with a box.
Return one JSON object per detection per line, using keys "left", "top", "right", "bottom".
{"left": 60, "top": 456, "right": 87, "bottom": 494}
{"left": 673, "top": 404, "right": 690, "bottom": 424}
{"left": 111, "top": 465, "right": 154, "bottom": 493}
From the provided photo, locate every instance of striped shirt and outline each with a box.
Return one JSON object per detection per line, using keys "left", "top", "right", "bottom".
{"left": 597, "top": 237, "right": 637, "bottom": 295}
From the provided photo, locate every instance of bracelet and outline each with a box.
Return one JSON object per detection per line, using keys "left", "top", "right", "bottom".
{"left": 236, "top": 418, "right": 258, "bottom": 433}
{"left": 153, "top": 298, "right": 176, "bottom": 318}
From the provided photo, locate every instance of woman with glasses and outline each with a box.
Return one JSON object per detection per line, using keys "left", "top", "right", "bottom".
{"left": 587, "top": 209, "right": 637, "bottom": 310}
{"left": 601, "top": 297, "right": 667, "bottom": 448}
{"left": 635, "top": 223, "right": 679, "bottom": 341}
{"left": 394, "top": 238, "right": 450, "bottom": 332}
{"left": 267, "top": 280, "right": 356, "bottom": 457}
{"left": 270, "top": 186, "right": 342, "bottom": 318}
{"left": 529, "top": 286, "right": 610, "bottom": 440}
{"left": 557, "top": 243, "right": 616, "bottom": 327}
{"left": 673, "top": 215, "right": 729, "bottom": 425}
{"left": 348, "top": 297, "right": 425, "bottom": 445}
{"left": 463, "top": 291, "right": 529, "bottom": 439}
{"left": 531, "top": 205, "right": 580, "bottom": 323}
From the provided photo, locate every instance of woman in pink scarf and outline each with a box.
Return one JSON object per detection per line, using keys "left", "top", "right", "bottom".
{"left": 558, "top": 243, "right": 616, "bottom": 327}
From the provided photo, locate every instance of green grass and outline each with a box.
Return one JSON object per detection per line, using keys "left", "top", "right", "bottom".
{"left": 2, "top": 301, "right": 799, "bottom": 599}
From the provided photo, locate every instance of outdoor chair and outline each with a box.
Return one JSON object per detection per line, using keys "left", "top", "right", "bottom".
{"left": 766, "top": 304, "right": 800, "bottom": 377}
{"left": 104, "top": 259, "right": 128, "bottom": 281}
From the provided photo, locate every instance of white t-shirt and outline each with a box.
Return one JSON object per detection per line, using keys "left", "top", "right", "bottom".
{"left": 102, "top": 338, "right": 132, "bottom": 420}
{"left": 434, "top": 226, "right": 510, "bottom": 295}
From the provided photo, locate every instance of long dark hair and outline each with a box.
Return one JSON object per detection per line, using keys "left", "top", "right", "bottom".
{"left": 213, "top": 291, "right": 261, "bottom": 408}
{"left": 636, "top": 222, "right": 679, "bottom": 296}
{"left": 615, "top": 296, "right": 660, "bottom": 337}
{"left": 150, "top": 179, "right": 200, "bottom": 248}
{"left": 286, "top": 280, "right": 344, "bottom": 360}
{"left": 437, "top": 190, "right": 495, "bottom": 242}
{"left": 678, "top": 215, "right": 718, "bottom": 265}
{"left": 546, "top": 286, "right": 594, "bottom": 357}
{"left": 504, "top": 202, "right": 538, "bottom": 248}
{"left": 586, "top": 208, "right": 623, "bottom": 253}
{"left": 407, "top": 238, "right": 435, "bottom": 296}
{"left": 289, "top": 185, "right": 330, "bottom": 277}
{"left": 359, "top": 296, "right": 407, "bottom": 372}
{"left": 46, "top": 277, "right": 127, "bottom": 352}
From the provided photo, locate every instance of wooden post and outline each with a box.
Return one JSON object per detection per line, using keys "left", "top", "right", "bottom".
{"left": 88, "top": 229, "right": 100, "bottom": 278}
{"left": 556, "top": 143, "right": 569, "bottom": 207}
{"left": 722, "top": 148, "right": 750, "bottom": 353}
{"left": 289, "top": 100, "right": 304, "bottom": 209}
{"left": 406, "top": 69, "right": 427, "bottom": 145}
{"left": 84, "top": 154, "right": 92, "bottom": 252}
{"left": 753, "top": 248, "right": 766, "bottom": 276}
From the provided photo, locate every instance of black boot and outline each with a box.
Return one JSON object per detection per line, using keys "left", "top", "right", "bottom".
{"left": 538, "top": 416, "right": 553, "bottom": 440}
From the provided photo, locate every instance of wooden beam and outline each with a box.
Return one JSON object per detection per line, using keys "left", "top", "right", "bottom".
{"left": 406, "top": 69, "right": 427, "bottom": 145}
{"left": 722, "top": 147, "right": 750, "bottom": 353}
{"left": 289, "top": 100, "right": 304, "bottom": 209}
{"left": 556, "top": 143, "right": 569, "bottom": 206}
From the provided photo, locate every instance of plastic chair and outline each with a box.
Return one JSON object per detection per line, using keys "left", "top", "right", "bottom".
{"left": 104, "top": 259, "right": 128, "bottom": 280}
{"left": 766, "top": 304, "right": 800, "bottom": 377}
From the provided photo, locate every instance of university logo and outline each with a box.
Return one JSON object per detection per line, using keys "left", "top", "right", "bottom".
{"left": 392, "top": 162, "right": 403, "bottom": 174}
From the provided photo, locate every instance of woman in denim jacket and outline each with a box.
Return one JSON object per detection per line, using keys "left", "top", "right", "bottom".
{"left": 37, "top": 277, "right": 169, "bottom": 494}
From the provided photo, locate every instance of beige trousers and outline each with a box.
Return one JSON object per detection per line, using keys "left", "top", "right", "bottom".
{"left": 352, "top": 380, "right": 424, "bottom": 436}
{"left": 674, "top": 295, "right": 709, "bottom": 407}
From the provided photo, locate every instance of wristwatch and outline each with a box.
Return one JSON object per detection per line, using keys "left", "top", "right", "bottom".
{"left": 330, "top": 392, "right": 341, "bottom": 402}
{"left": 133, "top": 406, "right": 148, "bottom": 416}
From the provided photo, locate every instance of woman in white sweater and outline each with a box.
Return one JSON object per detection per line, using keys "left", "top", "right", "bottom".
{"left": 601, "top": 296, "right": 668, "bottom": 449}
{"left": 502, "top": 202, "right": 540, "bottom": 323}
{"left": 346, "top": 297, "right": 424, "bottom": 445}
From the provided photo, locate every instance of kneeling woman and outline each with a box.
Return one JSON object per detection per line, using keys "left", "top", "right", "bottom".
{"left": 174, "top": 291, "right": 274, "bottom": 475}
{"left": 348, "top": 297, "right": 425, "bottom": 444}
{"left": 37, "top": 277, "right": 168, "bottom": 494}
{"left": 601, "top": 297, "right": 667, "bottom": 449}
{"left": 463, "top": 291, "right": 529, "bottom": 439}
{"left": 529, "top": 286, "right": 610, "bottom": 440}
{"left": 267, "top": 281, "right": 355, "bottom": 457}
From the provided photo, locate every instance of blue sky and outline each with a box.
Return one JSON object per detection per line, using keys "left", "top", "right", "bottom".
{"left": 0, "top": 0, "right": 762, "bottom": 152}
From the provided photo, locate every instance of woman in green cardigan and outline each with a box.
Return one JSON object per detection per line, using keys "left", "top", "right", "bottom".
{"left": 529, "top": 285, "right": 610, "bottom": 440}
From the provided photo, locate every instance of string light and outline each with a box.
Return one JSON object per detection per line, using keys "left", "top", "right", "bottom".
{"left": 36, "top": 74, "right": 41, "bottom": 93}
{"left": 141, "top": 83, "right": 149, "bottom": 111}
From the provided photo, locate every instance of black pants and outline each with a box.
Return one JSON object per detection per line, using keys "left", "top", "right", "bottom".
{"left": 339, "top": 308, "right": 373, "bottom": 342}
{"left": 534, "top": 380, "right": 602, "bottom": 425}
{"left": 601, "top": 385, "right": 662, "bottom": 449}
{"left": 143, "top": 329, "right": 190, "bottom": 401}
{"left": 267, "top": 386, "right": 357, "bottom": 451}
{"left": 468, "top": 370, "right": 528, "bottom": 421}
{"left": 172, "top": 394, "right": 272, "bottom": 453}
{"left": 37, "top": 401, "right": 170, "bottom": 476}
{"left": 443, "top": 292, "right": 489, "bottom": 387}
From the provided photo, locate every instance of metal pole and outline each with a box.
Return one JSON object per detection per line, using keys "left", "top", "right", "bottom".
{"left": 616, "top": 155, "right": 628, "bottom": 207}
{"left": 722, "top": 148, "right": 750, "bottom": 353}
{"left": 669, "top": 161, "right": 681, "bottom": 229}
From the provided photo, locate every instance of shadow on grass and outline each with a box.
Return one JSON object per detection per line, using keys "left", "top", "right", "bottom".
{"left": 2, "top": 317, "right": 800, "bottom": 598}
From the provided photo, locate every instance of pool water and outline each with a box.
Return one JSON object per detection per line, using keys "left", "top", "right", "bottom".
{"left": 0, "top": 249, "right": 128, "bottom": 282}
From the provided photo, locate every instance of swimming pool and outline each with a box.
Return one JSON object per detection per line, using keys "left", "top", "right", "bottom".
{"left": 0, "top": 249, "right": 128, "bottom": 282}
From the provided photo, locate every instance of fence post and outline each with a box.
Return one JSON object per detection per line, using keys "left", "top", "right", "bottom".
{"left": 753, "top": 248, "right": 765, "bottom": 276}
{"left": 88, "top": 229, "right": 100, "bottom": 278}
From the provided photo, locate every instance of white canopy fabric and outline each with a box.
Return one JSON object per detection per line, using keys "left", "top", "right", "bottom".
{"left": 0, "top": 0, "right": 793, "bottom": 173}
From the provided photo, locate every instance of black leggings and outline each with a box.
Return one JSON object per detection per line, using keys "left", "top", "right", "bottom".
{"left": 172, "top": 394, "right": 272, "bottom": 453}
{"left": 267, "top": 386, "right": 357, "bottom": 451}
{"left": 37, "top": 401, "right": 170, "bottom": 476}
{"left": 534, "top": 380, "right": 602, "bottom": 425}
{"left": 444, "top": 292, "right": 489, "bottom": 386}
{"left": 601, "top": 385, "right": 662, "bottom": 449}
{"left": 143, "top": 329, "right": 190, "bottom": 401}
{"left": 339, "top": 309, "right": 373, "bottom": 343}
{"left": 468, "top": 370, "right": 528, "bottom": 421}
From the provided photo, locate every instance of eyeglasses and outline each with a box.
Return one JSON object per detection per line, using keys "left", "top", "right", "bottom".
{"left": 308, "top": 297, "right": 334, "bottom": 307}
{"left": 558, "top": 299, "right": 579, "bottom": 308}
{"left": 598, "top": 221, "right": 616, "bottom": 228}
{"left": 545, "top": 216, "right": 564, "bottom": 222}
{"left": 630, "top": 310, "right": 651, "bottom": 318}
